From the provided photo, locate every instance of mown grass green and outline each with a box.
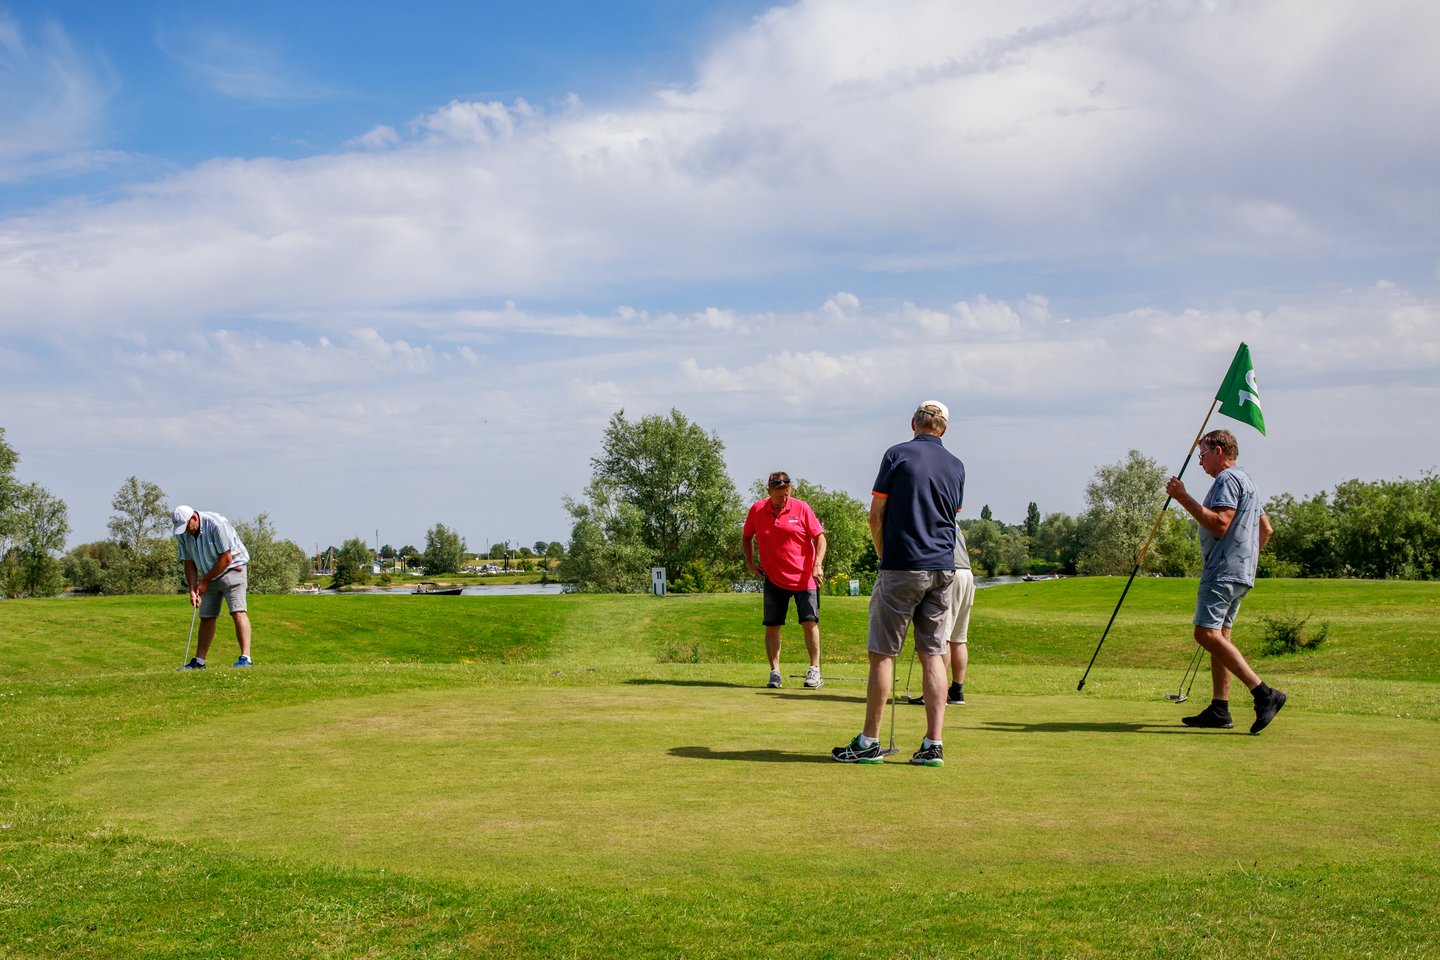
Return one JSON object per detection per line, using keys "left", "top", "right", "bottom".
{"left": 2, "top": 579, "right": 1438, "bottom": 958}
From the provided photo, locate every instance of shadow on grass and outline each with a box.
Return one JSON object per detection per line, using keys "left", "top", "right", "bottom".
{"left": 670, "top": 745, "right": 835, "bottom": 764}
{"left": 768, "top": 691, "right": 866, "bottom": 704}
{"left": 625, "top": 678, "right": 749, "bottom": 689}
{"left": 981, "top": 720, "right": 1194, "bottom": 735}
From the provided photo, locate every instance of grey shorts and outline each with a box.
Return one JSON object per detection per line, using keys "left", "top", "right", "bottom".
{"left": 867, "top": 569, "right": 955, "bottom": 658}
{"left": 762, "top": 579, "right": 819, "bottom": 626}
{"left": 1194, "top": 579, "right": 1248, "bottom": 629}
{"left": 199, "top": 566, "right": 248, "bottom": 618}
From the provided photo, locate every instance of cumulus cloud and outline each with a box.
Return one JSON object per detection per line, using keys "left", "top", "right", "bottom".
{"left": 2, "top": 1, "right": 1438, "bottom": 548}
{"left": 5, "top": 0, "right": 1438, "bottom": 339}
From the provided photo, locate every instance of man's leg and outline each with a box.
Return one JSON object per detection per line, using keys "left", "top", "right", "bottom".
{"left": 1194, "top": 624, "right": 1259, "bottom": 694}
{"left": 194, "top": 617, "right": 219, "bottom": 659}
{"left": 801, "top": 619, "right": 820, "bottom": 669}
{"left": 233, "top": 611, "right": 252, "bottom": 659}
{"left": 952, "top": 641, "right": 968, "bottom": 685}
{"left": 764, "top": 625, "right": 783, "bottom": 672}
{"left": 920, "top": 652, "right": 947, "bottom": 742}
{"left": 862, "top": 651, "right": 895, "bottom": 740}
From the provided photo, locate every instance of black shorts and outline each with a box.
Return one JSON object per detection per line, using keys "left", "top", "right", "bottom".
{"left": 762, "top": 578, "right": 820, "bottom": 626}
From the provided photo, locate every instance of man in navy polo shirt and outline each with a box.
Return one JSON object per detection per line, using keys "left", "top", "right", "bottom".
{"left": 833, "top": 400, "right": 965, "bottom": 766}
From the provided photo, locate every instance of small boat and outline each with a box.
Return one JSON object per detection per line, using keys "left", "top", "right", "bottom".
{"left": 415, "top": 582, "right": 463, "bottom": 595}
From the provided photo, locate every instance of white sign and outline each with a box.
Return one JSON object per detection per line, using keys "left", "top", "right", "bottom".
{"left": 651, "top": 567, "right": 667, "bottom": 597}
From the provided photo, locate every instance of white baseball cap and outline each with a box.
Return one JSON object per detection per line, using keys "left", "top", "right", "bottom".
{"left": 916, "top": 400, "right": 949, "bottom": 423}
{"left": 172, "top": 505, "right": 196, "bottom": 536}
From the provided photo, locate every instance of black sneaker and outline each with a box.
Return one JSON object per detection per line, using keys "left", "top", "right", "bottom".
{"left": 1251, "top": 689, "right": 1288, "bottom": 734}
{"left": 1181, "top": 704, "right": 1234, "bottom": 729}
{"left": 177, "top": 657, "right": 205, "bottom": 671}
{"left": 910, "top": 741, "right": 944, "bottom": 766}
{"left": 832, "top": 735, "right": 885, "bottom": 764}
{"left": 909, "top": 686, "right": 965, "bottom": 706}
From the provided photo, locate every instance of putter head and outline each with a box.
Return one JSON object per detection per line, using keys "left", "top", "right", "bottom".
{"left": 1164, "top": 693, "right": 1188, "bottom": 703}
{"left": 879, "top": 746, "right": 900, "bottom": 757}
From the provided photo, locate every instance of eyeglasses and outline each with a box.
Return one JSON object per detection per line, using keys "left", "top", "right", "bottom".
{"left": 768, "top": 478, "right": 792, "bottom": 488}
{"left": 1198, "top": 446, "right": 1213, "bottom": 458}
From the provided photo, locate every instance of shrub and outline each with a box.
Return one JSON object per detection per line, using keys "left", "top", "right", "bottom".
{"left": 1258, "top": 607, "right": 1330, "bottom": 656}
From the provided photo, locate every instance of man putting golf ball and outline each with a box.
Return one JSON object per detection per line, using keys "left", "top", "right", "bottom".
{"left": 173, "top": 505, "right": 254, "bottom": 669}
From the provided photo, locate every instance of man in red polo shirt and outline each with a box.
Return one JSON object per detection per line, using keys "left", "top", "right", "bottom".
{"left": 743, "top": 471, "right": 827, "bottom": 689}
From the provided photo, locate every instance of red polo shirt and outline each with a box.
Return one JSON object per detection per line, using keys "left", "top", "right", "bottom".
{"left": 743, "top": 497, "right": 824, "bottom": 592}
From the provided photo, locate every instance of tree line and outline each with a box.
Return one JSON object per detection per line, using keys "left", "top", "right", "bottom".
{"left": 558, "top": 412, "right": 1440, "bottom": 591}
{"left": 5, "top": 419, "right": 1438, "bottom": 598}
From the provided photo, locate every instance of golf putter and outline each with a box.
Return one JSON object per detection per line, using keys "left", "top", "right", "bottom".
{"left": 1165, "top": 645, "right": 1206, "bottom": 703}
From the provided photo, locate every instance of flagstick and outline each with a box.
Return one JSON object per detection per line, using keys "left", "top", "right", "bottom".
{"left": 1076, "top": 399, "right": 1218, "bottom": 691}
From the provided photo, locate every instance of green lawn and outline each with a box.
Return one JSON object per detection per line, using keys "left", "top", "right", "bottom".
{"left": 2, "top": 579, "right": 1438, "bottom": 958}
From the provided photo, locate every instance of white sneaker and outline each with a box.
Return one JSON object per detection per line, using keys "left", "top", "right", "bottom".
{"left": 804, "top": 666, "right": 823, "bottom": 689}
{"left": 767, "top": 670, "right": 782, "bottom": 688}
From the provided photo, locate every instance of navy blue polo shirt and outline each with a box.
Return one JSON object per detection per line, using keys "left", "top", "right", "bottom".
{"left": 871, "top": 434, "right": 966, "bottom": 570}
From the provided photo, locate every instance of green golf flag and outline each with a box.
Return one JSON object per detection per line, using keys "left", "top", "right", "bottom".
{"left": 1215, "top": 342, "right": 1266, "bottom": 435}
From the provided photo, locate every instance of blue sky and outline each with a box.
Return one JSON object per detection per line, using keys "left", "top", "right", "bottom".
{"left": 2, "top": 0, "right": 1437, "bottom": 555}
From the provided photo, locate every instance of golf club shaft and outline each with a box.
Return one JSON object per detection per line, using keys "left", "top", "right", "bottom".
{"left": 182, "top": 603, "right": 197, "bottom": 665}
{"left": 887, "top": 647, "right": 915, "bottom": 753}
{"left": 1078, "top": 407, "right": 1214, "bottom": 691}
{"left": 1182, "top": 646, "right": 1206, "bottom": 699}
{"left": 1176, "top": 644, "right": 1204, "bottom": 697}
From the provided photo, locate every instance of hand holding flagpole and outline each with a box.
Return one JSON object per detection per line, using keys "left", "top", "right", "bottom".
{"left": 1076, "top": 343, "right": 1266, "bottom": 691}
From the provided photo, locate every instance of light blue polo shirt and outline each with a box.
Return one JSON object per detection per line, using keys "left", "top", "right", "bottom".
{"left": 175, "top": 511, "right": 250, "bottom": 575}
{"left": 1199, "top": 467, "right": 1264, "bottom": 586}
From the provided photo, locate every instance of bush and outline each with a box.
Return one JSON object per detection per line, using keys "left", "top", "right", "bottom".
{"left": 1258, "top": 607, "right": 1330, "bottom": 656}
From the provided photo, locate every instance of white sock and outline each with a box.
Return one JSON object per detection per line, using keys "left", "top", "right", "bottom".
{"left": 922, "top": 737, "right": 941, "bottom": 748}
{"left": 193, "top": 657, "right": 205, "bottom": 665}
{"left": 858, "top": 734, "right": 878, "bottom": 748}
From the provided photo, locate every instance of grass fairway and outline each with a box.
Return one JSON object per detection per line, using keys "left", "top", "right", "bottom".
{"left": 3, "top": 579, "right": 1439, "bottom": 958}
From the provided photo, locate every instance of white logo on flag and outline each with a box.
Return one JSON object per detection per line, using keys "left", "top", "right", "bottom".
{"left": 1238, "top": 369, "right": 1262, "bottom": 409}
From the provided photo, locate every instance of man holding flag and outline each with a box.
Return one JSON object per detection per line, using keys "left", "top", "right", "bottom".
{"left": 1165, "top": 428, "right": 1284, "bottom": 734}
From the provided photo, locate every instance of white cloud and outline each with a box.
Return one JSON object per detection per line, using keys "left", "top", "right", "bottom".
{"left": 2, "top": 1, "right": 1438, "bottom": 550}
{"left": 154, "top": 25, "right": 341, "bottom": 101}
{"left": 347, "top": 125, "right": 401, "bottom": 151}
{"left": 4, "top": 0, "right": 1437, "bottom": 339}
{"left": 0, "top": 13, "right": 116, "bottom": 182}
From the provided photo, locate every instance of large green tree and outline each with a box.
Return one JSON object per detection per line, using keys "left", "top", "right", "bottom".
{"left": 104, "top": 476, "right": 174, "bottom": 594}
{"left": 1076, "top": 450, "right": 1182, "bottom": 575}
{"left": 1, "top": 482, "right": 69, "bottom": 597}
{"left": 565, "top": 409, "right": 742, "bottom": 590}
{"left": 560, "top": 481, "right": 655, "bottom": 593}
{"left": 330, "top": 537, "right": 373, "bottom": 589}
{"left": 422, "top": 523, "right": 467, "bottom": 576}
{"left": 234, "top": 514, "right": 308, "bottom": 593}
{"left": 962, "top": 517, "right": 1030, "bottom": 576}
{"left": 1031, "top": 511, "right": 1083, "bottom": 574}
{"left": 0, "top": 428, "right": 20, "bottom": 550}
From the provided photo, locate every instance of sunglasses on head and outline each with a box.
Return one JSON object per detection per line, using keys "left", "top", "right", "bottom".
{"left": 768, "top": 477, "right": 791, "bottom": 488}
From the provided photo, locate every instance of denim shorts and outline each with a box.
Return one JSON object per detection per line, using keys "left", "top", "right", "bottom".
{"left": 199, "top": 566, "right": 248, "bottom": 618}
{"left": 867, "top": 569, "right": 955, "bottom": 657}
{"left": 1194, "top": 579, "right": 1249, "bottom": 629}
{"left": 762, "top": 579, "right": 819, "bottom": 626}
